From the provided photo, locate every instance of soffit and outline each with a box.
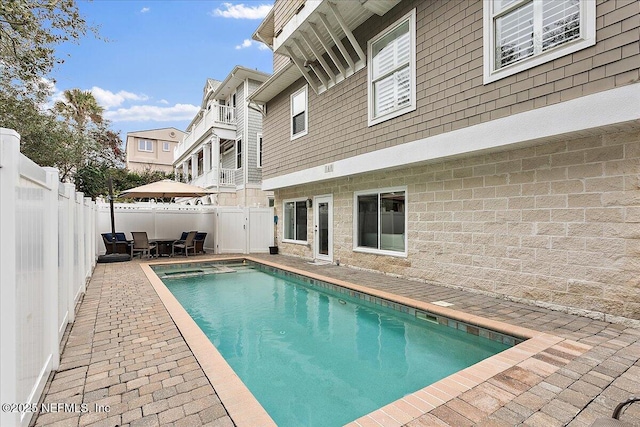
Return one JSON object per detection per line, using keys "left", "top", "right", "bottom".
{"left": 251, "top": 0, "right": 400, "bottom": 104}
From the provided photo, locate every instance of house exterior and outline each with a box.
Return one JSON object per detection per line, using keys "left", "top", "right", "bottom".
{"left": 125, "top": 127, "right": 185, "bottom": 173}
{"left": 250, "top": 0, "right": 640, "bottom": 320}
{"left": 173, "top": 66, "right": 272, "bottom": 207}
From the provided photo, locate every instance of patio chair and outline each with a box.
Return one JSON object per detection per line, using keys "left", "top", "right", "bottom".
{"left": 194, "top": 232, "right": 207, "bottom": 254}
{"left": 591, "top": 396, "right": 640, "bottom": 426}
{"left": 172, "top": 231, "right": 197, "bottom": 257}
{"left": 102, "top": 232, "right": 132, "bottom": 254}
{"left": 131, "top": 232, "right": 157, "bottom": 259}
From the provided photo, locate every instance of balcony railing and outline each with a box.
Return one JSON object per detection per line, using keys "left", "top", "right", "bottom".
{"left": 219, "top": 168, "right": 235, "bottom": 186}
{"left": 217, "top": 105, "right": 235, "bottom": 125}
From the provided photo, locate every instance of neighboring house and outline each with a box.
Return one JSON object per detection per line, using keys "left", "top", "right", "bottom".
{"left": 249, "top": 1, "right": 640, "bottom": 320}
{"left": 125, "top": 128, "right": 185, "bottom": 174}
{"left": 173, "top": 67, "right": 272, "bottom": 207}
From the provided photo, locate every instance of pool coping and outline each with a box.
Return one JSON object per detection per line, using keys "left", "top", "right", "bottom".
{"left": 142, "top": 256, "right": 592, "bottom": 427}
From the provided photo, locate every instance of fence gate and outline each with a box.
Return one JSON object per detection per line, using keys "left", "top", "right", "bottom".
{"left": 215, "top": 207, "right": 274, "bottom": 254}
{"left": 216, "top": 208, "right": 247, "bottom": 253}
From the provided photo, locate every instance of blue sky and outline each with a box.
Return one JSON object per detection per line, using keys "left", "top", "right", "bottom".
{"left": 50, "top": 1, "right": 273, "bottom": 141}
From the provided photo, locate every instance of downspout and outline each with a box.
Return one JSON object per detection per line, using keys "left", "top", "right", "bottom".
{"left": 244, "top": 78, "right": 249, "bottom": 208}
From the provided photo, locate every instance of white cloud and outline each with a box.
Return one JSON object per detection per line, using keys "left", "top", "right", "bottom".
{"left": 104, "top": 103, "right": 199, "bottom": 122}
{"left": 235, "top": 39, "right": 270, "bottom": 50}
{"left": 140, "top": 7, "right": 150, "bottom": 13}
{"left": 158, "top": 99, "right": 169, "bottom": 105}
{"left": 212, "top": 2, "right": 272, "bottom": 19}
{"left": 90, "top": 87, "right": 149, "bottom": 109}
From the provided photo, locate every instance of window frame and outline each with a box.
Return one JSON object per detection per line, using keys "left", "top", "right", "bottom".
{"left": 353, "top": 186, "right": 408, "bottom": 257}
{"left": 282, "top": 198, "right": 308, "bottom": 244}
{"left": 162, "top": 141, "right": 171, "bottom": 152}
{"left": 367, "top": 9, "right": 417, "bottom": 127}
{"left": 235, "top": 139, "right": 242, "bottom": 169}
{"left": 257, "top": 133, "right": 263, "bottom": 168}
{"left": 290, "top": 85, "right": 308, "bottom": 140}
{"left": 138, "top": 139, "right": 153, "bottom": 152}
{"left": 483, "top": 0, "right": 596, "bottom": 84}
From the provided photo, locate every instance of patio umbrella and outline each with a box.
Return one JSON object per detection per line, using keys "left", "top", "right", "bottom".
{"left": 119, "top": 179, "right": 215, "bottom": 199}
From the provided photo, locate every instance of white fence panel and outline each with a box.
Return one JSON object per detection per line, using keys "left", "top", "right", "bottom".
{"left": 1, "top": 128, "right": 96, "bottom": 427}
{"left": 249, "top": 208, "right": 275, "bottom": 253}
{"left": 95, "top": 203, "right": 217, "bottom": 254}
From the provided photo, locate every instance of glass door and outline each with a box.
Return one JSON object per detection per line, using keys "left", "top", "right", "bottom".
{"left": 314, "top": 195, "right": 333, "bottom": 262}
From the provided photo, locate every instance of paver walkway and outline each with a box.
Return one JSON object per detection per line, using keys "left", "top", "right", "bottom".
{"left": 34, "top": 254, "right": 640, "bottom": 427}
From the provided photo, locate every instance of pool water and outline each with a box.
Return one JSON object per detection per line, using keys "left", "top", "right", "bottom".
{"left": 160, "top": 264, "right": 509, "bottom": 426}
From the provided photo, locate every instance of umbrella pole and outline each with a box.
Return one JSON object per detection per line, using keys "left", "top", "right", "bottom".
{"left": 97, "top": 177, "right": 131, "bottom": 263}
{"left": 109, "top": 177, "right": 117, "bottom": 253}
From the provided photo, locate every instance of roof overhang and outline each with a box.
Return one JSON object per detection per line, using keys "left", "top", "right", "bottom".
{"left": 212, "top": 66, "right": 271, "bottom": 101}
{"left": 250, "top": 0, "right": 400, "bottom": 104}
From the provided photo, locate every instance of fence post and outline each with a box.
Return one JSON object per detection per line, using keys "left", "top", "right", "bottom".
{"left": 43, "top": 167, "right": 61, "bottom": 370}
{"left": 1, "top": 128, "right": 20, "bottom": 426}
{"left": 84, "top": 197, "right": 92, "bottom": 278}
{"left": 75, "top": 192, "right": 86, "bottom": 293}
{"left": 63, "top": 184, "right": 76, "bottom": 322}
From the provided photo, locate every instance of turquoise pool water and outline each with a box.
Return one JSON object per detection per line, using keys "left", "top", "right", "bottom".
{"left": 158, "top": 263, "right": 509, "bottom": 426}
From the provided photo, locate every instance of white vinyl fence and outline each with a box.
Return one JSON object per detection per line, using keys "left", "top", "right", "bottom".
{"left": 1, "top": 128, "right": 97, "bottom": 427}
{"left": 96, "top": 203, "right": 275, "bottom": 255}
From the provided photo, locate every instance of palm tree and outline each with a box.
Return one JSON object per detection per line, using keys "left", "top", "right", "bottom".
{"left": 54, "top": 88, "right": 104, "bottom": 131}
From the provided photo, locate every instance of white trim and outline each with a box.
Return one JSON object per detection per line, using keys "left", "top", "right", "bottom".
{"left": 257, "top": 133, "right": 263, "bottom": 168}
{"left": 483, "top": 0, "right": 596, "bottom": 84}
{"left": 353, "top": 186, "right": 407, "bottom": 257}
{"left": 368, "top": 9, "right": 416, "bottom": 126}
{"left": 263, "top": 84, "right": 640, "bottom": 190}
{"left": 162, "top": 141, "right": 171, "bottom": 152}
{"left": 314, "top": 194, "right": 333, "bottom": 262}
{"left": 290, "top": 85, "right": 308, "bottom": 140}
{"left": 282, "top": 197, "right": 308, "bottom": 244}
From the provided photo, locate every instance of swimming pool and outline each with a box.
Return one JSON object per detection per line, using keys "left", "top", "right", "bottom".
{"left": 154, "top": 261, "right": 511, "bottom": 426}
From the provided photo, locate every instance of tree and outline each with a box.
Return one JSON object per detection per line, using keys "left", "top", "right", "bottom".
{"left": 54, "top": 88, "right": 104, "bottom": 131}
{"left": 0, "top": 0, "right": 94, "bottom": 98}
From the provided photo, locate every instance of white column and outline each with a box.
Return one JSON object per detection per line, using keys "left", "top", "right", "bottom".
{"left": 212, "top": 136, "right": 220, "bottom": 186}
{"left": 203, "top": 142, "right": 211, "bottom": 176}
{"left": 182, "top": 161, "right": 189, "bottom": 182}
{"left": 191, "top": 154, "right": 198, "bottom": 180}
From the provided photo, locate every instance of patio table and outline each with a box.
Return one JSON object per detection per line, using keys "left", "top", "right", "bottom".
{"left": 150, "top": 238, "right": 176, "bottom": 257}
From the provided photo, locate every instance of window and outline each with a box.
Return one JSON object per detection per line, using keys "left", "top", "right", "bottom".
{"left": 138, "top": 139, "right": 153, "bottom": 152}
{"left": 484, "top": 0, "right": 596, "bottom": 83}
{"left": 290, "top": 85, "right": 308, "bottom": 139}
{"left": 283, "top": 199, "right": 307, "bottom": 243}
{"left": 354, "top": 188, "right": 407, "bottom": 256}
{"left": 257, "top": 133, "right": 263, "bottom": 168}
{"left": 236, "top": 139, "right": 242, "bottom": 169}
{"left": 162, "top": 141, "right": 170, "bottom": 152}
{"left": 368, "top": 9, "right": 416, "bottom": 126}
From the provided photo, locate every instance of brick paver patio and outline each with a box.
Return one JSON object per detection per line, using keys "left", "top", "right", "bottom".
{"left": 33, "top": 254, "right": 640, "bottom": 427}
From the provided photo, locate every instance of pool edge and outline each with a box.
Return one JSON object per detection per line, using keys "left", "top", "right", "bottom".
{"left": 142, "top": 256, "right": 592, "bottom": 427}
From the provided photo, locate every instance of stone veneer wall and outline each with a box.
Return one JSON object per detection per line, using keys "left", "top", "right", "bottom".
{"left": 216, "top": 187, "right": 272, "bottom": 208}
{"left": 275, "top": 129, "right": 640, "bottom": 320}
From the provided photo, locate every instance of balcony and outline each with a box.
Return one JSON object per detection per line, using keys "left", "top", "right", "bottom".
{"left": 174, "top": 105, "right": 236, "bottom": 161}
{"left": 188, "top": 167, "right": 237, "bottom": 189}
